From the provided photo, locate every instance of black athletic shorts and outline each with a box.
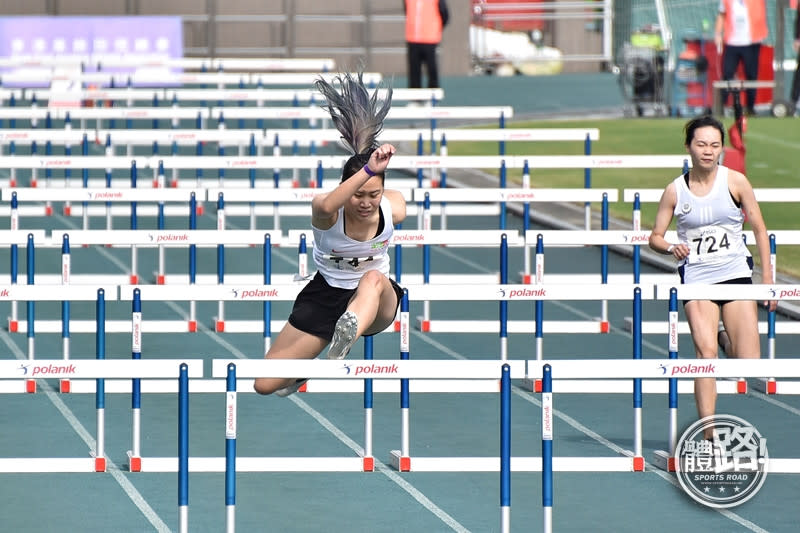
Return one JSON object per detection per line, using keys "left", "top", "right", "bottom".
{"left": 679, "top": 257, "right": 754, "bottom": 307}
{"left": 287, "top": 272, "right": 404, "bottom": 341}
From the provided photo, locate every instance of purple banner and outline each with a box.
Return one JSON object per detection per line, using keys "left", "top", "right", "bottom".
{"left": 0, "top": 16, "right": 183, "bottom": 87}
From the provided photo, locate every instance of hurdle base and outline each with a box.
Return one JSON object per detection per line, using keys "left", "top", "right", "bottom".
{"left": 415, "top": 316, "right": 430, "bottom": 332}
{"left": 751, "top": 377, "right": 777, "bottom": 395}
{"left": 521, "top": 377, "right": 541, "bottom": 393}
{"left": 93, "top": 456, "right": 106, "bottom": 472}
{"left": 652, "top": 450, "right": 675, "bottom": 472}
{"left": 362, "top": 456, "right": 374, "bottom": 472}
{"left": 127, "top": 451, "right": 142, "bottom": 472}
{"left": 389, "top": 450, "right": 411, "bottom": 472}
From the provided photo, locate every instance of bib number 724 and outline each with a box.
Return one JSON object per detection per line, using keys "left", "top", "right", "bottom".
{"left": 692, "top": 233, "right": 731, "bottom": 255}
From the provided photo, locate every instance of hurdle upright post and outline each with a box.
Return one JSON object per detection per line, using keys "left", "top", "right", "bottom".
{"left": 437, "top": 134, "right": 447, "bottom": 228}
{"left": 59, "top": 141, "right": 72, "bottom": 216}
{"left": 60, "top": 234, "right": 72, "bottom": 393}
{"left": 95, "top": 288, "right": 107, "bottom": 472}
{"left": 81, "top": 135, "right": 89, "bottom": 230}
{"left": 600, "top": 193, "right": 609, "bottom": 332}
{"left": 225, "top": 363, "right": 237, "bottom": 533}
{"left": 188, "top": 193, "right": 198, "bottom": 332}
{"left": 542, "top": 364, "right": 553, "bottom": 533}
{"left": 632, "top": 193, "right": 641, "bottom": 283}
{"left": 632, "top": 287, "right": 644, "bottom": 471}
{"left": 44, "top": 141, "right": 53, "bottom": 215}
{"left": 129, "top": 161, "right": 139, "bottom": 284}
{"left": 178, "top": 363, "right": 189, "bottom": 533}
{"left": 653, "top": 287, "right": 680, "bottom": 471}
{"left": 499, "top": 234, "right": 508, "bottom": 360}
{"left": 156, "top": 161, "right": 166, "bottom": 284}
{"left": 583, "top": 133, "right": 591, "bottom": 231}
{"left": 9, "top": 195, "right": 19, "bottom": 332}
{"left": 390, "top": 290, "right": 412, "bottom": 471}
{"left": 129, "top": 288, "right": 143, "bottom": 471}
{"left": 248, "top": 134, "right": 257, "bottom": 230}
{"left": 756, "top": 233, "right": 778, "bottom": 394}
{"left": 263, "top": 233, "right": 272, "bottom": 354}
{"left": 216, "top": 193, "right": 226, "bottom": 331}
{"left": 363, "top": 335, "right": 375, "bottom": 472}
{"left": 500, "top": 363, "right": 511, "bottom": 533}
{"left": 521, "top": 160, "right": 531, "bottom": 283}
{"left": 105, "top": 134, "right": 113, "bottom": 230}
{"left": 499, "top": 160, "right": 507, "bottom": 230}
{"left": 26, "top": 233, "right": 36, "bottom": 393}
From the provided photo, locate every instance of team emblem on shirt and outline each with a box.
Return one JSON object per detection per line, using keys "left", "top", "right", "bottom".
{"left": 681, "top": 202, "right": 692, "bottom": 214}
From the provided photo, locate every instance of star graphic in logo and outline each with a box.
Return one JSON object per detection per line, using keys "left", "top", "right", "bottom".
{"left": 768, "top": 288, "right": 777, "bottom": 298}
{"left": 231, "top": 288, "right": 238, "bottom": 298}
{"left": 658, "top": 364, "right": 667, "bottom": 375}
{"left": 18, "top": 363, "right": 30, "bottom": 375}
{"left": 498, "top": 287, "right": 506, "bottom": 297}
{"left": 148, "top": 233, "right": 154, "bottom": 242}
{"left": 342, "top": 363, "right": 352, "bottom": 375}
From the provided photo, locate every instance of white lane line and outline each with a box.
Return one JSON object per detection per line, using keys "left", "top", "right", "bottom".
{"left": 0, "top": 327, "right": 171, "bottom": 533}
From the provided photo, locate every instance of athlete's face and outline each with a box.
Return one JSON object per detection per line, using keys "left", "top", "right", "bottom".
{"left": 686, "top": 126, "right": 723, "bottom": 171}
{"left": 346, "top": 176, "right": 383, "bottom": 220}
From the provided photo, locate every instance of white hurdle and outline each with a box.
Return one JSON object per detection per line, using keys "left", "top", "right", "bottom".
{"left": 651, "top": 284, "right": 800, "bottom": 471}
{"left": 0, "top": 284, "right": 116, "bottom": 394}
{"left": 0, "top": 358, "right": 202, "bottom": 472}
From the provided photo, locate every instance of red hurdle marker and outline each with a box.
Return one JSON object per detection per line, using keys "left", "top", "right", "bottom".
{"left": 737, "top": 379, "right": 747, "bottom": 394}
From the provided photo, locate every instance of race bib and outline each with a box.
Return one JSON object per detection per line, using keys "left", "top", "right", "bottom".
{"left": 322, "top": 254, "right": 374, "bottom": 271}
{"left": 684, "top": 226, "right": 738, "bottom": 264}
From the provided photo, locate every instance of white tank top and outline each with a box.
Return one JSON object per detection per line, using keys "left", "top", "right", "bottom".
{"left": 673, "top": 165, "right": 751, "bottom": 284}
{"left": 312, "top": 196, "right": 393, "bottom": 289}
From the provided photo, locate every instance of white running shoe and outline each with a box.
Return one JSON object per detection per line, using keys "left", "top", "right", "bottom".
{"left": 275, "top": 378, "right": 308, "bottom": 397}
{"left": 327, "top": 310, "right": 358, "bottom": 360}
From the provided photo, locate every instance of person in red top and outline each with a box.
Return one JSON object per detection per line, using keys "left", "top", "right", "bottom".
{"left": 404, "top": 0, "right": 449, "bottom": 88}
{"left": 714, "top": 0, "right": 768, "bottom": 115}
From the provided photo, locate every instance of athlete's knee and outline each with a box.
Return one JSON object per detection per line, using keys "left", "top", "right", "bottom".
{"left": 253, "top": 378, "right": 276, "bottom": 395}
{"left": 358, "top": 269, "right": 385, "bottom": 290}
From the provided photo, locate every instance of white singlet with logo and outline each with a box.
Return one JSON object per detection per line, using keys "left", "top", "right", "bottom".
{"left": 312, "top": 196, "right": 393, "bottom": 289}
{"left": 673, "top": 165, "right": 751, "bottom": 284}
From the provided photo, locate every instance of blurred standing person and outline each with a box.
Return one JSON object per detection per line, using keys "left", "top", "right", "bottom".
{"left": 404, "top": 0, "right": 449, "bottom": 88}
{"left": 714, "top": 0, "right": 768, "bottom": 116}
